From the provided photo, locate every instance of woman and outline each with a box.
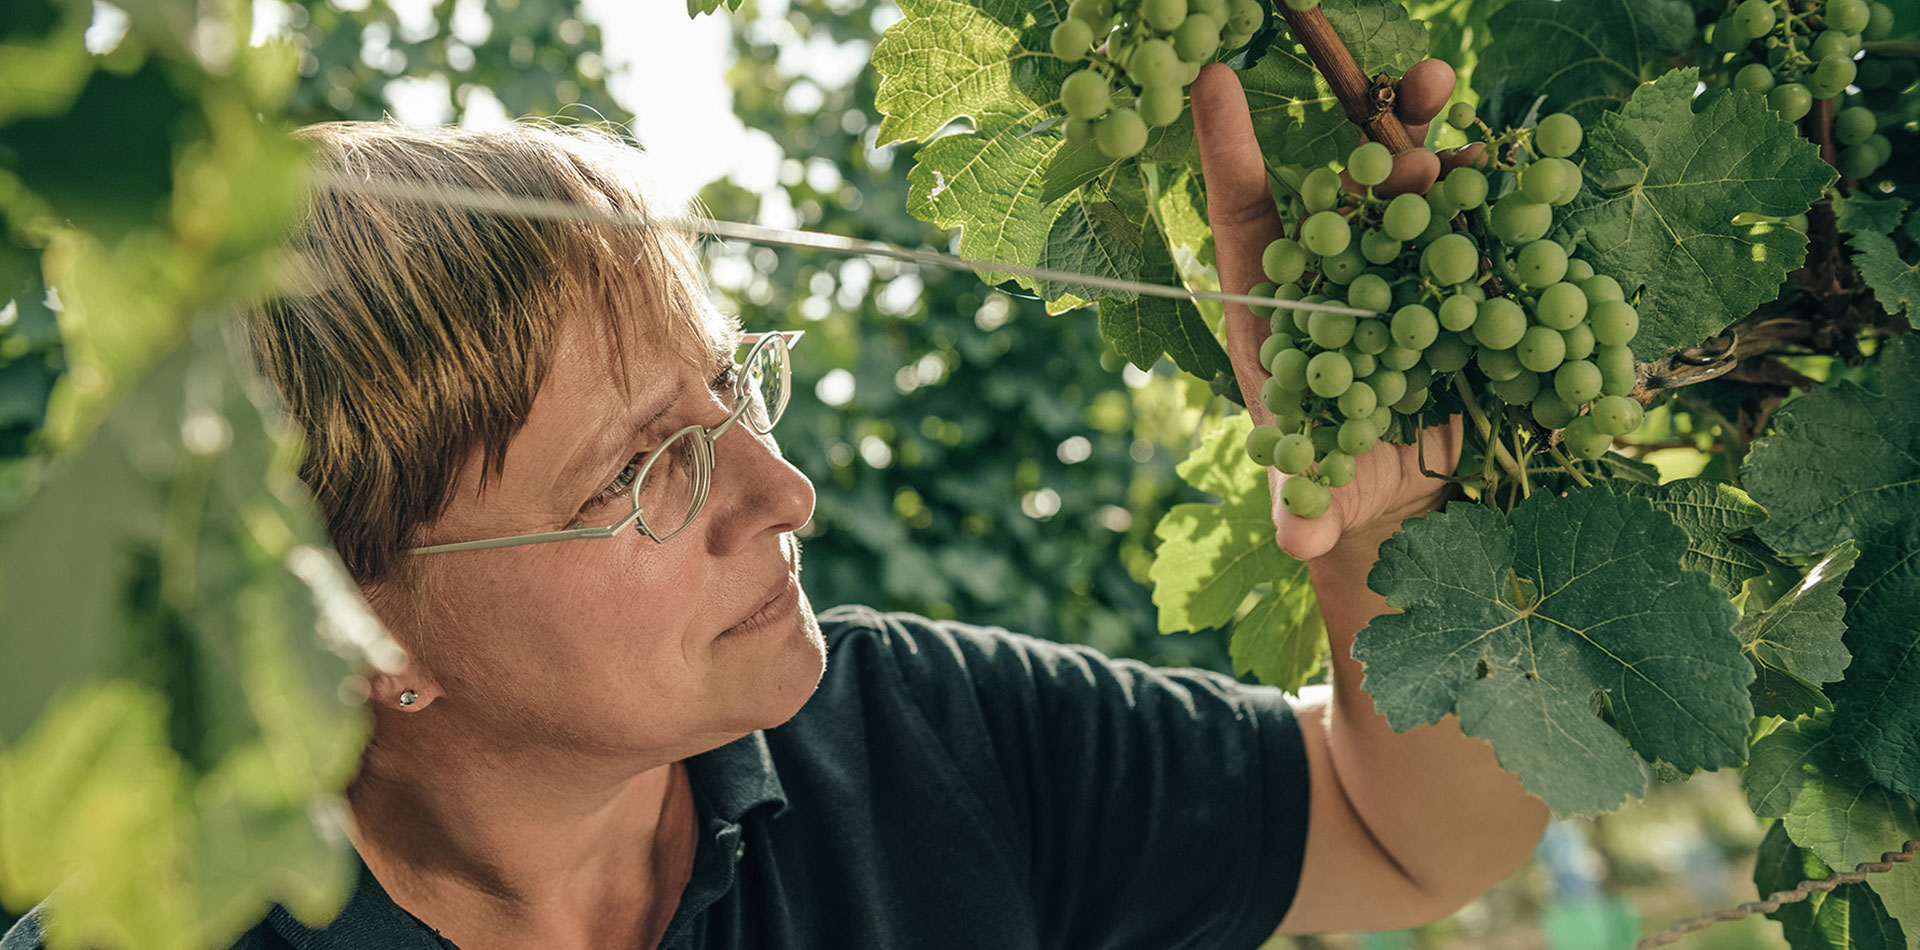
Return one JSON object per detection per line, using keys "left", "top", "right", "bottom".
{"left": 4, "top": 62, "right": 1544, "bottom": 950}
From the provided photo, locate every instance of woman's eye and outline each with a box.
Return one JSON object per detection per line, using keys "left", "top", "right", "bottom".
{"left": 586, "top": 453, "right": 644, "bottom": 511}
{"left": 712, "top": 362, "right": 737, "bottom": 393}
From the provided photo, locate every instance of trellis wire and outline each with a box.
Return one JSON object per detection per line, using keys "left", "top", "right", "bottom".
{"left": 323, "top": 170, "right": 1911, "bottom": 950}
{"left": 323, "top": 174, "right": 1378, "bottom": 319}
{"left": 1636, "top": 837, "right": 1920, "bottom": 947}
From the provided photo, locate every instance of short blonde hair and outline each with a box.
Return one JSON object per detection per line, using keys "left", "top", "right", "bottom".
{"left": 249, "top": 121, "right": 718, "bottom": 584}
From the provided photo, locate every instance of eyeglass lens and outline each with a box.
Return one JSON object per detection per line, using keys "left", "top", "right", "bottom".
{"left": 742, "top": 338, "right": 790, "bottom": 433}
{"left": 632, "top": 429, "right": 706, "bottom": 540}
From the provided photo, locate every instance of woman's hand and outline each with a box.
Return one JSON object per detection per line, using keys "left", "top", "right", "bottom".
{"left": 1190, "top": 60, "right": 1475, "bottom": 562}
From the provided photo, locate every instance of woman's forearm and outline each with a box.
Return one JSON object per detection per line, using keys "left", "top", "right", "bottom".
{"left": 1302, "top": 524, "right": 1552, "bottom": 907}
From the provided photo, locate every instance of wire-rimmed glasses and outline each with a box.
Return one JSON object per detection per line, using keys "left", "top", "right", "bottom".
{"left": 404, "top": 330, "right": 800, "bottom": 556}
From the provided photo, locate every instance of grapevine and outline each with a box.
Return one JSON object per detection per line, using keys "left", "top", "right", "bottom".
{"left": 874, "top": 0, "right": 1920, "bottom": 943}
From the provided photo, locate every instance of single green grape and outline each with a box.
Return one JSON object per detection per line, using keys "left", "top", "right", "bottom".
{"left": 1563, "top": 415, "right": 1613, "bottom": 460}
{"left": 1489, "top": 370, "right": 1542, "bottom": 404}
{"left": 1546, "top": 158, "right": 1584, "bottom": 207}
{"left": 1769, "top": 82, "right": 1813, "bottom": 121}
{"left": 1368, "top": 403, "right": 1392, "bottom": 434}
{"left": 1301, "top": 210, "right": 1352, "bottom": 256}
{"left": 1337, "top": 381, "right": 1378, "bottom": 419}
{"left": 1144, "top": 0, "right": 1189, "bottom": 32}
{"left": 1589, "top": 395, "right": 1645, "bottom": 436}
{"left": 1422, "top": 232, "right": 1481, "bottom": 286}
{"left": 1261, "top": 376, "right": 1291, "bottom": 414}
{"left": 1064, "top": 117, "right": 1094, "bottom": 146}
{"left": 1263, "top": 238, "right": 1308, "bottom": 284}
{"left": 1172, "top": 13, "right": 1221, "bottom": 60}
{"left": 1519, "top": 159, "right": 1570, "bottom": 203}
{"left": 1554, "top": 359, "right": 1603, "bottom": 404}
{"left": 1307, "top": 350, "right": 1355, "bottom": 398}
{"left": 1443, "top": 166, "right": 1489, "bottom": 210}
{"left": 1589, "top": 300, "right": 1639, "bottom": 346}
{"left": 1424, "top": 333, "right": 1472, "bottom": 373}
{"left": 1317, "top": 451, "right": 1356, "bottom": 487}
{"left": 1379, "top": 345, "right": 1422, "bottom": 371}
{"left": 1061, "top": 70, "right": 1111, "bottom": 119}
{"left": 1735, "top": 62, "right": 1777, "bottom": 95}
{"left": 1811, "top": 28, "right": 1861, "bottom": 61}
{"left": 1352, "top": 318, "right": 1392, "bottom": 355}
{"left": 1534, "top": 112, "right": 1584, "bottom": 157}
{"left": 1274, "top": 432, "right": 1315, "bottom": 474}
{"left": 1473, "top": 297, "right": 1528, "bottom": 350}
{"left": 1051, "top": 18, "right": 1095, "bottom": 61}
{"left": 1827, "top": 0, "right": 1872, "bottom": 34}
{"left": 1734, "top": 0, "right": 1778, "bottom": 38}
{"left": 1301, "top": 167, "right": 1342, "bottom": 213}
{"left": 1225, "top": 0, "right": 1264, "bottom": 36}
{"left": 1360, "top": 229, "right": 1403, "bottom": 266}
{"left": 1281, "top": 476, "right": 1332, "bottom": 517}
{"left": 1865, "top": 1, "right": 1895, "bottom": 39}
{"left": 1446, "top": 101, "right": 1477, "bottom": 131}
{"left": 1580, "top": 274, "right": 1624, "bottom": 304}
{"left": 1247, "top": 423, "right": 1285, "bottom": 466}
{"left": 1478, "top": 346, "right": 1525, "bottom": 381}
{"left": 1565, "top": 258, "right": 1595, "bottom": 282}
{"left": 1560, "top": 322, "right": 1596, "bottom": 362}
{"left": 1259, "top": 332, "right": 1291, "bottom": 369}
{"left": 1535, "top": 281, "right": 1588, "bottom": 329}
{"left": 1342, "top": 346, "right": 1377, "bottom": 379}
{"left": 1321, "top": 244, "right": 1368, "bottom": 284}
{"left": 1490, "top": 194, "right": 1553, "bottom": 245}
{"left": 1365, "top": 368, "right": 1407, "bottom": 407}
{"left": 1382, "top": 193, "right": 1431, "bottom": 242}
{"left": 1139, "top": 83, "right": 1185, "bottom": 128}
{"left": 1516, "top": 325, "right": 1568, "bottom": 373}
{"left": 1096, "top": 108, "right": 1149, "bottom": 159}
{"left": 1337, "top": 417, "right": 1380, "bottom": 455}
{"left": 1392, "top": 384, "right": 1430, "bottom": 413}
{"left": 1515, "top": 240, "right": 1569, "bottom": 287}
{"left": 1836, "top": 106, "right": 1877, "bottom": 145}
{"left": 1346, "top": 273, "right": 1392, "bottom": 313}
{"left": 1811, "top": 55, "right": 1858, "bottom": 98}
{"left": 1308, "top": 310, "right": 1357, "bottom": 349}
{"left": 1839, "top": 143, "right": 1885, "bottom": 179}
{"left": 1129, "top": 39, "right": 1182, "bottom": 87}
{"left": 1271, "top": 348, "right": 1311, "bottom": 392}
{"left": 1391, "top": 304, "right": 1440, "bottom": 349}
{"left": 1348, "top": 141, "right": 1394, "bottom": 188}
{"left": 1595, "top": 344, "right": 1636, "bottom": 396}
{"left": 1438, "top": 293, "right": 1478, "bottom": 332}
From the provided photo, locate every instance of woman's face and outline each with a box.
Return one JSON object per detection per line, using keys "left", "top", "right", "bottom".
{"left": 380, "top": 309, "right": 825, "bottom": 762}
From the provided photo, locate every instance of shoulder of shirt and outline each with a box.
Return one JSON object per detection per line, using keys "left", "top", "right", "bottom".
{"left": 3, "top": 905, "right": 287, "bottom": 950}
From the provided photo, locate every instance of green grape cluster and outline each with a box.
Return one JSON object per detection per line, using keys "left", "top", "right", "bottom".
{"left": 1050, "top": 0, "right": 1275, "bottom": 160}
{"left": 1243, "top": 118, "right": 1647, "bottom": 519}
{"left": 1715, "top": 0, "right": 1901, "bottom": 178}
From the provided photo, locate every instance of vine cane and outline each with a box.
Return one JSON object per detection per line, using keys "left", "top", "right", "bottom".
{"left": 1635, "top": 838, "right": 1920, "bottom": 948}
{"left": 1272, "top": 4, "right": 1417, "bottom": 153}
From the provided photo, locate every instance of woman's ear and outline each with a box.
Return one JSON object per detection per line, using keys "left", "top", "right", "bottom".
{"left": 357, "top": 581, "right": 443, "bottom": 712}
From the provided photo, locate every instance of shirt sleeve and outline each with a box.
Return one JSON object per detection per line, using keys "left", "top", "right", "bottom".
{"left": 821, "top": 606, "right": 1311, "bottom": 950}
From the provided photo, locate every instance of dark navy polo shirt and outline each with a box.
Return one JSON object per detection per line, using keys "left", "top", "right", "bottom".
{"left": 5, "top": 605, "right": 1310, "bottom": 949}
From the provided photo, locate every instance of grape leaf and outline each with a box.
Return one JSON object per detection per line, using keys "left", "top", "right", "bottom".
{"left": 1554, "top": 69, "right": 1835, "bottom": 361}
{"left": 1150, "top": 414, "right": 1325, "bottom": 693}
{"left": 1096, "top": 212, "right": 1232, "bottom": 377}
{"left": 1754, "top": 821, "right": 1910, "bottom": 950}
{"left": 1835, "top": 194, "right": 1920, "bottom": 317}
{"left": 1615, "top": 478, "right": 1773, "bottom": 595}
{"left": 1745, "top": 336, "right": 1920, "bottom": 559}
{"left": 1745, "top": 336, "right": 1920, "bottom": 801}
{"left": 871, "top": 0, "right": 1064, "bottom": 147}
{"left": 1471, "top": 0, "right": 1695, "bottom": 128}
{"left": 1737, "top": 542, "right": 1858, "bottom": 691}
{"left": 685, "top": 0, "right": 744, "bottom": 14}
{"left": 1355, "top": 486, "right": 1750, "bottom": 817}
{"left": 1036, "top": 164, "right": 1146, "bottom": 301}
{"left": 906, "top": 108, "right": 1077, "bottom": 289}
{"left": 1742, "top": 714, "right": 1920, "bottom": 938}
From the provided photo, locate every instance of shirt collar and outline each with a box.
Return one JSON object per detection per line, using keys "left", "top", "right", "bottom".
{"left": 686, "top": 728, "right": 789, "bottom": 824}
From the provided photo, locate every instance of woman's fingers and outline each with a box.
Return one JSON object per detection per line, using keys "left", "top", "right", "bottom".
{"left": 1192, "top": 62, "right": 1285, "bottom": 423}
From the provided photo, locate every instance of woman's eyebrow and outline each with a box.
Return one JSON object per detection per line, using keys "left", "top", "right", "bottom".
{"left": 552, "top": 378, "right": 688, "bottom": 498}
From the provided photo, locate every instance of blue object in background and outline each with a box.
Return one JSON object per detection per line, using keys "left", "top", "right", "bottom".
{"left": 1537, "top": 819, "right": 1641, "bottom": 950}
